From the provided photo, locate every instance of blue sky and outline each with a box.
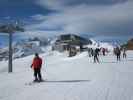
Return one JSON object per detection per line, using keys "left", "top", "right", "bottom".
{"left": 0, "top": 0, "right": 52, "bottom": 18}
{"left": 0, "top": 0, "right": 133, "bottom": 47}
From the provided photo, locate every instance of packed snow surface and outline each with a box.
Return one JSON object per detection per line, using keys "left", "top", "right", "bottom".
{"left": 0, "top": 51, "right": 133, "bottom": 100}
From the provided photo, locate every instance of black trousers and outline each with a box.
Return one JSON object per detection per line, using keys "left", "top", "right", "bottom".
{"left": 123, "top": 53, "right": 126, "bottom": 58}
{"left": 34, "top": 68, "right": 42, "bottom": 80}
{"left": 117, "top": 54, "right": 121, "bottom": 61}
{"left": 94, "top": 55, "right": 99, "bottom": 63}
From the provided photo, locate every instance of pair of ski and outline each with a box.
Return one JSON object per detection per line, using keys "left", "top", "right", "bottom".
{"left": 25, "top": 79, "right": 46, "bottom": 86}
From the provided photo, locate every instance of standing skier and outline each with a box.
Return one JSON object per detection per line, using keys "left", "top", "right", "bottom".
{"left": 102, "top": 48, "right": 106, "bottom": 56}
{"left": 91, "top": 48, "right": 94, "bottom": 56}
{"left": 115, "top": 47, "right": 121, "bottom": 61}
{"left": 94, "top": 48, "right": 100, "bottom": 63}
{"left": 31, "top": 53, "right": 43, "bottom": 82}
{"left": 87, "top": 48, "right": 92, "bottom": 57}
{"left": 123, "top": 47, "right": 127, "bottom": 58}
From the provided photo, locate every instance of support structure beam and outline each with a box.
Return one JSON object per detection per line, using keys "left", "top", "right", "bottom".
{"left": 8, "top": 32, "right": 12, "bottom": 72}
{"left": 0, "top": 22, "right": 24, "bottom": 73}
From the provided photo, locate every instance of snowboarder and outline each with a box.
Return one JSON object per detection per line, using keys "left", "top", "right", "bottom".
{"left": 31, "top": 53, "right": 43, "bottom": 82}
{"left": 94, "top": 48, "right": 100, "bottom": 63}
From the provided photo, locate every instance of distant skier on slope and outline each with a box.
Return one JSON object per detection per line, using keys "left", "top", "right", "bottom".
{"left": 31, "top": 53, "right": 43, "bottom": 82}
{"left": 94, "top": 48, "right": 100, "bottom": 63}
{"left": 122, "top": 47, "right": 127, "bottom": 59}
{"left": 87, "top": 48, "right": 92, "bottom": 57}
{"left": 91, "top": 48, "right": 94, "bottom": 56}
{"left": 115, "top": 47, "right": 121, "bottom": 61}
{"left": 102, "top": 48, "right": 106, "bottom": 56}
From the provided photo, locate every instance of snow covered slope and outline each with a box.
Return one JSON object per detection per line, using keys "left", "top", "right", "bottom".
{"left": 0, "top": 51, "right": 133, "bottom": 100}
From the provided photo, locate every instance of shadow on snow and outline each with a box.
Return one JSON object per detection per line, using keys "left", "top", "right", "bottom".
{"left": 43, "top": 80, "right": 91, "bottom": 83}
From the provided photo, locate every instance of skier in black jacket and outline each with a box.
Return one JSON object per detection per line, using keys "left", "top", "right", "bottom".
{"left": 115, "top": 47, "right": 121, "bottom": 61}
{"left": 94, "top": 48, "right": 100, "bottom": 63}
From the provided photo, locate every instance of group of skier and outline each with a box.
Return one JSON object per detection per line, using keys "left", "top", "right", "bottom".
{"left": 114, "top": 46, "right": 127, "bottom": 61}
{"left": 87, "top": 46, "right": 127, "bottom": 63}
{"left": 87, "top": 48, "right": 100, "bottom": 63}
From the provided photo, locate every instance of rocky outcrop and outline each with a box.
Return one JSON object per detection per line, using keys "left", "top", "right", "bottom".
{"left": 127, "top": 38, "right": 133, "bottom": 50}
{"left": 122, "top": 38, "right": 133, "bottom": 50}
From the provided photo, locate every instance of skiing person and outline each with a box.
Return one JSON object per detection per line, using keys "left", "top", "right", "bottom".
{"left": 115, "top": 47, "right": 121, "bottom": 61}
{"left": 87, "top": 48, "right": 92, "bottom": 57}
{"left": 102, "top": 48, "right": 106, "bottom": 56}
{"left": 31, "top": 53, "right": 43, "bottom": 82}
{"left": 91, "top": 48, "right": 94, "bottom": 56}
{"left": 123, "top": 47, "right": 127, "bottom": 58}
{"left": 94, "top": 48, "right": 100, "bottom": 63}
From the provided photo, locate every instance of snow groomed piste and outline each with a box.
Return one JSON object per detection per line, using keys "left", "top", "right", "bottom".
{"left": 0, "top": 51, "right": 133, "bottom": 100}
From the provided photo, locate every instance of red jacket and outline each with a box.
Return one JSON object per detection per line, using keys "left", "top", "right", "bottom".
{"left": 31, "top": 57, "right": 42, "bottom": 69}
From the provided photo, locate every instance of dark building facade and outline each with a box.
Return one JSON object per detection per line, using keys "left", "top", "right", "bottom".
{"left": 52, "top": 34, "right": 92, "bottom": 56}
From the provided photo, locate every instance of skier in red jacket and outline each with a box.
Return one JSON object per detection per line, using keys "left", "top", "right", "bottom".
{"left": 31, "top": 53, "right": 43, "bottom": 82}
